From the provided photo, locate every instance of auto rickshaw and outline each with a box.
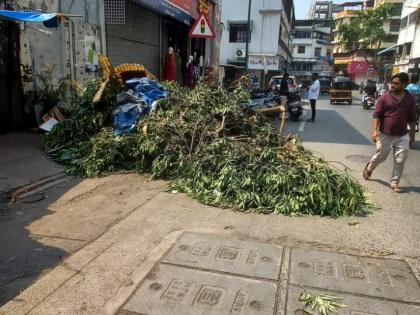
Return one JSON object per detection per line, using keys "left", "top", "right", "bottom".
{"left": 330, "top": 77, "right": 353, "bottom": 105}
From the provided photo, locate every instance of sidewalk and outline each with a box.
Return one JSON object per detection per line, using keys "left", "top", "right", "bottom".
{"left": 0, "top": 132, "right": 63, "bottom": 194}
{"left": 0, "top": 172, "right": 419, "bottom": 314}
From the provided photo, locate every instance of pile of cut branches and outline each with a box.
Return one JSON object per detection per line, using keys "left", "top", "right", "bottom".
{"left": 44, "top": 81, "right": 370, "bottom": 216}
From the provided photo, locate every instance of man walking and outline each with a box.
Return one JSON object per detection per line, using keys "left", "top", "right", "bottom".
{"left": 307, "top": 73, "right": 320, "bottom": 122}
{"left": 363, "top": 73, "right": 417, "bottom": 193}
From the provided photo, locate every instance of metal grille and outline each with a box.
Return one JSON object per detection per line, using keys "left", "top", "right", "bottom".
{"left": 104, "top": 0, "right": 126, "bottom": 25}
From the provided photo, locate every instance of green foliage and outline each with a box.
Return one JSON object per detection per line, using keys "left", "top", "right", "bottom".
{"left": 338, "top": 4, "right": 394, "bottom": 64}
{"left": 299, "top": 289, "right": 346, "bottom": 315}
{"left": 44, "top": 80, "right": 371, "bottom": 217}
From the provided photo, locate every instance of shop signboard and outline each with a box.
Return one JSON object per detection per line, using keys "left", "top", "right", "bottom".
{"left": 347, "top": 61, "right": 370, "bottom": 74}
{"left": 167, "top": 0, "right": 193, "bottom": 13}
{"left": 248, "top": 56, "right": 280, "bottom": 71}
{"left": 134, "top": 0, "right": 193, "bottom": 25}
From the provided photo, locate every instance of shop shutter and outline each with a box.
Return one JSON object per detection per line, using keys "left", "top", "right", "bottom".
{"left": 106, "top": 0, "right": 160, "bottom": 77}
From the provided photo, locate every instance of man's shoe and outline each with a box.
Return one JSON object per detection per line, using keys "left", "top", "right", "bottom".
{"left": 363, "top": 162, "right": 372, "bottom": 180}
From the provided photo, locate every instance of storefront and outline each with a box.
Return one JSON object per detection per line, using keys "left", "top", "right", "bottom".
{"left": 106, "top": 0, "right": 200, "bottom": 80}
{"left": 347, "top": 61, "right": 376, "bottom": 85}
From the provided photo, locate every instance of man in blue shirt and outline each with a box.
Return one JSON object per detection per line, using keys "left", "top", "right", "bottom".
{"left": 406, "top": 73, "right": 420, "bottom": 94}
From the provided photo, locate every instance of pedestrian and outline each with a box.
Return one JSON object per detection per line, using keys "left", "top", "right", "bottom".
{"left": 377, "top": 77, "right": 389, "bottom": 97}
{"left": 307, "top": 73, "right": 320, "bottom": 122}
{"left": 363, "top": 72, "right": 417, "bottom": 193}
{"left": 279, "top": 73, "right": 289, "bottom": 95}
{"left": 406, "top": 73, "right": 420, "bottom": 94}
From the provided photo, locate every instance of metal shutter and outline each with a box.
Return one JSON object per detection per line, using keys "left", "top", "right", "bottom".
{"left": 106, "top": 0, "right": 160, "bottom": 77}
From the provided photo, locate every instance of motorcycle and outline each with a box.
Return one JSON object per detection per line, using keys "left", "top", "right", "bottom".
{"left": 362, "top": 93, "right": 375, "bottom": 110}
{"left": 287, "top": 92, "right": 303, "bottom": 121}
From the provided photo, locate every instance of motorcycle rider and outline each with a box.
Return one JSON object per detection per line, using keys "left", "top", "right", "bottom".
{"left": 363, "top": 80, "right": 377, "bottom": 106}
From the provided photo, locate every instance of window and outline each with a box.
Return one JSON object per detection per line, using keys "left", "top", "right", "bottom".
{"left": 409, "top": 11, "right": 418, "bottom": 25}
{"left": 401, "top": 16, "right": 408, "bottom": 29}
{"left": 294, "top": 31, "right": 312, "bottom": 38}
{"left": 298, "top": 46, "right": 306, "bottom": 54}
{"left": 315, "top": 47, "right": 321, "bottom": 57}
{"left": 389, "top": 19, "right": 401, "bottom": 32}
{"left": 229, "top": 24, "right": 250, "bottom": 43}
{"left": 104, "top": 0, "right": 126, "bottom": 24}
{"left": 391, "top": 3, "right": 403, "bottom": 17}
{"left": 320, "top": 13, "right": 326, "bottom": 19}
{"left": 404, "top": 42, "right": 412, "bottom": 57}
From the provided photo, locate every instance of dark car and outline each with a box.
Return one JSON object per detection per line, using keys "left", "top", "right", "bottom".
{"left": 319, "top": 78, "right": 331, "bottom": 94}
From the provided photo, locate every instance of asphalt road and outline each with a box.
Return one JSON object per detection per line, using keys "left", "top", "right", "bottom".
{"left": 286, "top": 91, "right": 420, "bottom": 215}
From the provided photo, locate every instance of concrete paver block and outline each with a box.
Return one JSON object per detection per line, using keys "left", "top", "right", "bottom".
{"left": 121, "top": 264, "right": 278, "bottom": 315}
{"left": 290, "top": 249, "right": 420, "bottom": 303}
{"left": 286, "top": 284, "right": 420, "bottom": 315}
{"left": 162, "top": 232, "right": 283, "bottom": 280}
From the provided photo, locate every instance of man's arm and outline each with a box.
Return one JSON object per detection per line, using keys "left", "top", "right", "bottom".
{"left": 372, "top": 119, "right": 380, "bottom": 143}
{"left": 372, "top": 96, "right": 384, "bottom": 142}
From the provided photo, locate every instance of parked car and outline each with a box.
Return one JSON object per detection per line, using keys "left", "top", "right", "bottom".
{"left": 269, "top": 76, "right": 299, "bottom": 93}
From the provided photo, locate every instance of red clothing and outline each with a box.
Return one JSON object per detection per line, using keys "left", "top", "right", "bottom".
{"left": 164, "top": 53, "right": 176, "bottom": 81}
{"left": 374, "top": 91, "right": 417, "bottom": 136}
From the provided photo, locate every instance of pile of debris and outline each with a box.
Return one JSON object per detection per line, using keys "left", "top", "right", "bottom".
{"left": 43, "top": 58, "right": 370, "bottom": 217}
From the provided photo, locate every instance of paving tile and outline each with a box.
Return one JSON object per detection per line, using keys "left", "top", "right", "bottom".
{"left": 162, "top": 232, "right": 283, "bottom": 280}
{"left": 121, "top": 264, "right": 278, "bottom": 315}
{"left": 290, "top": 248, "right": 420, "bottom": 303}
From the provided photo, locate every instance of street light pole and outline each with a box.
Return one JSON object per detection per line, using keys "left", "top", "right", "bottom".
{"left": 245, "top": 0, "right": 252, "bottom": 72}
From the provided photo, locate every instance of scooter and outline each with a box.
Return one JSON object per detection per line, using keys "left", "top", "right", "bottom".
{"left": 287, "top": 92, "right": 303, "bottom": 121}
{"left": 362, "top": 93, "right": 375, "bottom": 110}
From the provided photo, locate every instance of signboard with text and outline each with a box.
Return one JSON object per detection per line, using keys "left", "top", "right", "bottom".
{"left": 248, "top": 56, "right": 280, "bottom": 71}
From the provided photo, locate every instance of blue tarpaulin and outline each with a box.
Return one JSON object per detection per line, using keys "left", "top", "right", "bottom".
{"left": 0, "top": 10, "right": 60, "bottom": 27}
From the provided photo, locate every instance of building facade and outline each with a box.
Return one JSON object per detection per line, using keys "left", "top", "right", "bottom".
{"left": 105, "top": 0, "right": 218, "bottom": 80}
{"left": 394, "top": 0, "right": 420, "bottom": 74}
{"left": 309, "top": 1, "right": 337, "bottom": 20}
{"left": 219, "top": 0, "right": 294, "bottom": 87}
{"left": 0, "top": 0, "right": 106, "bottom": 132}
{"left": 291, "top": 20, "right": 333, "bottom": 77}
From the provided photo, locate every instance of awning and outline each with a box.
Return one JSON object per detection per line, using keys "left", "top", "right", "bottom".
{"left": 0, "top": 10, "right": 68, "bottom": 28}
{"left": 377, "top": 44, "right": 398, "bottom": 56}
{"left": 334, "top": 59, "right": 351, "bottom": 65}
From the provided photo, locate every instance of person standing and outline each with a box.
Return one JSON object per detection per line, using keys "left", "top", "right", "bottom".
{"left": 307, "top": 73, "right": 320, "bottom": 122}
{"left": 363, "top": 73, "right": 417, "bottom": 193}
{"left": 279, "top": 73, "right": 289, "bottom": 96}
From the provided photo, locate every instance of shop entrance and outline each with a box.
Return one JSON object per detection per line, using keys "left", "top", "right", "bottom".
{"left": 161, "top": 17, "right": 189, "bottom": 83}
{"left": 0, "top": 21, "right": 24, "bottom": 133}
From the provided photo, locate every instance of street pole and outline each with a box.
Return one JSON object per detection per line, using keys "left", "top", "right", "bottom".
{"left": 245, "top": 0, "right": 252, "bottom": 72}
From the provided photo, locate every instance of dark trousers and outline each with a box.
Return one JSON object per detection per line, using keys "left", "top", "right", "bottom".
{"left": 310, "top": 99, "right": 316, "bottom": 120}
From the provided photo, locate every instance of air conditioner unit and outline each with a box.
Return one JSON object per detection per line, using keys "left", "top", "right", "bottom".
{"left": 235, "top": 48, "right": 246, "bottom": 58}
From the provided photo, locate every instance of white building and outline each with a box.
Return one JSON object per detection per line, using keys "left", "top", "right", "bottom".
{"left": 394, "top": 0, "right": 420, "bottom": 74}
{"left": 219, "top": 0, "right": 294, "bottom": 87}
{"left": 291, "top": 20, "right": 333, "bottom": 77}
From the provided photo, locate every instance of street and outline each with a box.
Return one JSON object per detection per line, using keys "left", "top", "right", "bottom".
{"left": 1, "top": 93, "right": 420, "bottom": 315}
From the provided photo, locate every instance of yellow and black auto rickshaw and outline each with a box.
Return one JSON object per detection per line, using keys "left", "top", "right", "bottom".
{"left": 330, "top": 77, "right": 353, "bottom": 105}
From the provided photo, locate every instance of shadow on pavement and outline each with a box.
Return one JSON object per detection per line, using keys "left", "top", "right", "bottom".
{"left": 370, "top": 178, "right": 420, "bottom": 194}
{"left": 0, "top": 179, "right": 80, "bottom": 307}
{"left": 303, "top": 109, "right": 372, "bottom": 145}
